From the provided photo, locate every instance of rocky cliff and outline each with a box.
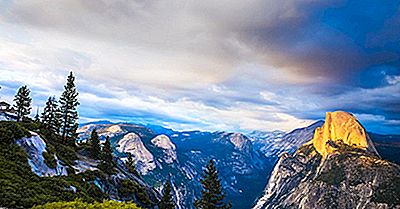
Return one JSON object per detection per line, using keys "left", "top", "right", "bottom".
{"left": 254, "top": 111, "right": 400, "bottom": 209}
{"left": 312, "top": 111, "right": 378, "bottom": 158}
{"left": 117, "top": 132, "right": 156, "bottom": 174}
{"left": 78, "top": 122, "right": 272, "bottom": 209}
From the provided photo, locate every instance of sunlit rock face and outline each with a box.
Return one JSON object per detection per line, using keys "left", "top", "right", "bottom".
{"left": 313, "top": 111, "right": 372, "bottom": 158}
{"left": 253, "top": 111, "right": 400, "bottom": 209}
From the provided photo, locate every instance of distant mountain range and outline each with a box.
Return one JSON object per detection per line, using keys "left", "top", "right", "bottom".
{"left": 77, "top": 123, "right": 272, "bottom": 209}
{"left": 3, "top": 113, "right": 399, "bottom": 208}
{"left": 77, "top": 119, "right": 400, "bottom": 208}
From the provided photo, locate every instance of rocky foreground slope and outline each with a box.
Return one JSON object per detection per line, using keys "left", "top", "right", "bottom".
{"left": 253, "top": 111, "right": 400, "bottom": 209}
{"left": 0, "top": 121, "right": 160, "bottom": 208}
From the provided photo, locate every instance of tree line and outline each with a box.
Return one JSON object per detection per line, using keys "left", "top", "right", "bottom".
{"left": 12, "top": 71, "right": 79, "bottom": 143}
{"left": 8, "top": 71, "right": 231, "bottom": 209}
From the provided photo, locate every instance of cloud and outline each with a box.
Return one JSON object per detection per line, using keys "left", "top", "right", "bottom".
{"left": 0, "top": 0, "right": 399, "bottom": 134}
{"left": 2, "top": 0, "right": 399, "bottom": 87}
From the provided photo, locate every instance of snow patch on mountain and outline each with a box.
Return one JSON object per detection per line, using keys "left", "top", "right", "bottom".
{"left": 117, "top": 133, "right": 155, "bottom": 174}
{"left": 16, "top": 131, "right": 67, "bottom": 177}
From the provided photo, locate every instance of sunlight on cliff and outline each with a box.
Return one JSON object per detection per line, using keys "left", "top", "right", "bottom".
{"left": 312, "top": 111, "right": 369, "bottom": 158}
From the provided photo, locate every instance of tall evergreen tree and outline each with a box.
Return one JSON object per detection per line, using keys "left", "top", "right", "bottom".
{"left": 59, "top": 72, "right": 80, "bottom": 142}
{"left": 13, "top": 85, "right": 32, "bottom": 122}
{"left": 126, "top": 153, "right": 140, "bottom": 177}
{"left": 195, "top": 160, "right": 231, "bottom": 209}
{"left": 41, "top": 96, "right": 60, "bottom": 133}
{"left": 34, "top": 108, "right": 40, "bottom": 122}
{"left": 159, "top": 180, "right": 175, "bottom": 209}
{"left": 99, "top": 136, "right": 114, "bottom": 174}
{"left": 89, "top": 129, "right": 101, "bottom": 159}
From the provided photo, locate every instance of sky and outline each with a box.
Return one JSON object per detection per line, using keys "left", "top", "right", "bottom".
{"left": 0, "top": 0, "right": 399, "bottom": 134}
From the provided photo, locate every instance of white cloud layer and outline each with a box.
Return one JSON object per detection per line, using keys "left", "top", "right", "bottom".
{"left": 0, "top": 0, "right": 399, "bottom": 133}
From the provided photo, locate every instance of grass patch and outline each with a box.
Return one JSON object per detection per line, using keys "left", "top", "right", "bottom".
{"left": 32, "top": 199, "right": 141, "bottom": 209}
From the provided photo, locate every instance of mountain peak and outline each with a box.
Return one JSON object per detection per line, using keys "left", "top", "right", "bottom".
{"left": 228, "top": 133, "right": 252, "bottom": 152}
{"left": 312, "top": 111, "right": 376, "bottom": 158}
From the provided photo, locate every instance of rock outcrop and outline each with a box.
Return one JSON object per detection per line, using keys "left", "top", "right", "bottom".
{"left": 101, "top": 124, "right": 126, "bottom": 137}
{"left": 151, "top": 134, "right": 177, "bottom": 164}
{"left": 228, "top": 133, "right": 253, "bottom": 153}
{"left": 254, "top": 111, "right": 400, "bottom": 209}
{"left": 313, "top": 111, "right": 377, "bottom": 158}
{"left": 117, "top": 133, "right": 156, "bottom": 174}
{"left": 16, "top": 131, "right": 68, "bottom": 177}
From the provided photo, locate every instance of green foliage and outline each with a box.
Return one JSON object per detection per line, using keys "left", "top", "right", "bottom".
{"left": 98, "top": 136, "right": 115, "bottom": 175}
{"left": 118, "top": 179, "right": 152, "bottom": 207}
{"left": 43, "top": 148, "right": 57, "bottom": 169}
{"left": 159, "top": 180, "right": 175, "bottom": 209}
{"left": 13, "top": 85, "right": 32, "bottom": 122}
{"left": 195, "top": 160, "right": 231, "bottom": 209}
{"left": 126, "top": 153, "right": 140, "bottom": 177}
{"left": 0, "top": 122, "right": 104, "bottom": 208}
{"left": 20, "top": 119, "right": 42, "bottom": 131}
{"left": 0, "top": 121, "right": 30, "bottom": 144}
{"left": 41, "top": 96, "right": 60, "bottom": 134}
{"left": 39, "top": 128, "right": 78, "bottom": 166}
{"left": 32, "top": 199, "right": 141, "bottom": 209}
{"left": 89, "top": 129, "right": 101, "bottom": 159}
{"left": 59, "top": 71, "right": 80, "bottom": 142}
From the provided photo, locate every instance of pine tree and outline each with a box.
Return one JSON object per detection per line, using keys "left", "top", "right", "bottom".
{"left": 195, "top": 160, "right": 231, "bottom": 209}
{"left": 34, "top": 108, "right": 40, "bottom": 122}
{"left": 59, "top": 72, "right": 80, "bottom": 142}
{"left": 13, "top": 85, "right": 32, "bottom": 122}
{"left": 159, "top": 180, "right": 175, "bottom": 209}
{"left": 126, "top": 153, "right": 140, "bottom": 177}
{"left": 89, "top": 129, "right": 101, "bottom": 159}
{"left": 41, "top": 96, "right": 60, "bottom": 133}
{"left": 99, "top": 136, "right": 114, "bottom": 174}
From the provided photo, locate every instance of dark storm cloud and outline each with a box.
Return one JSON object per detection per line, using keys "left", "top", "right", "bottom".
{"left": 231, "top": 0, "right": 400, "bottom": 87}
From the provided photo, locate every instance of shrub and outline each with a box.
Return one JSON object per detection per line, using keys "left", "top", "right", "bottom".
{"left": 0, "top": 122, "right": 104, "bottom": 208}
{"left": 118, "top": 179, "right": 152, "bottom": 207}
{"left": 32, "top": 199, "right": 141, "bottom": 209}
{"left": 43, "top": 151, "right": 57, "bottom": 169}
{"left": 0, "top": 121, "right": 30, "bottom": 144}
